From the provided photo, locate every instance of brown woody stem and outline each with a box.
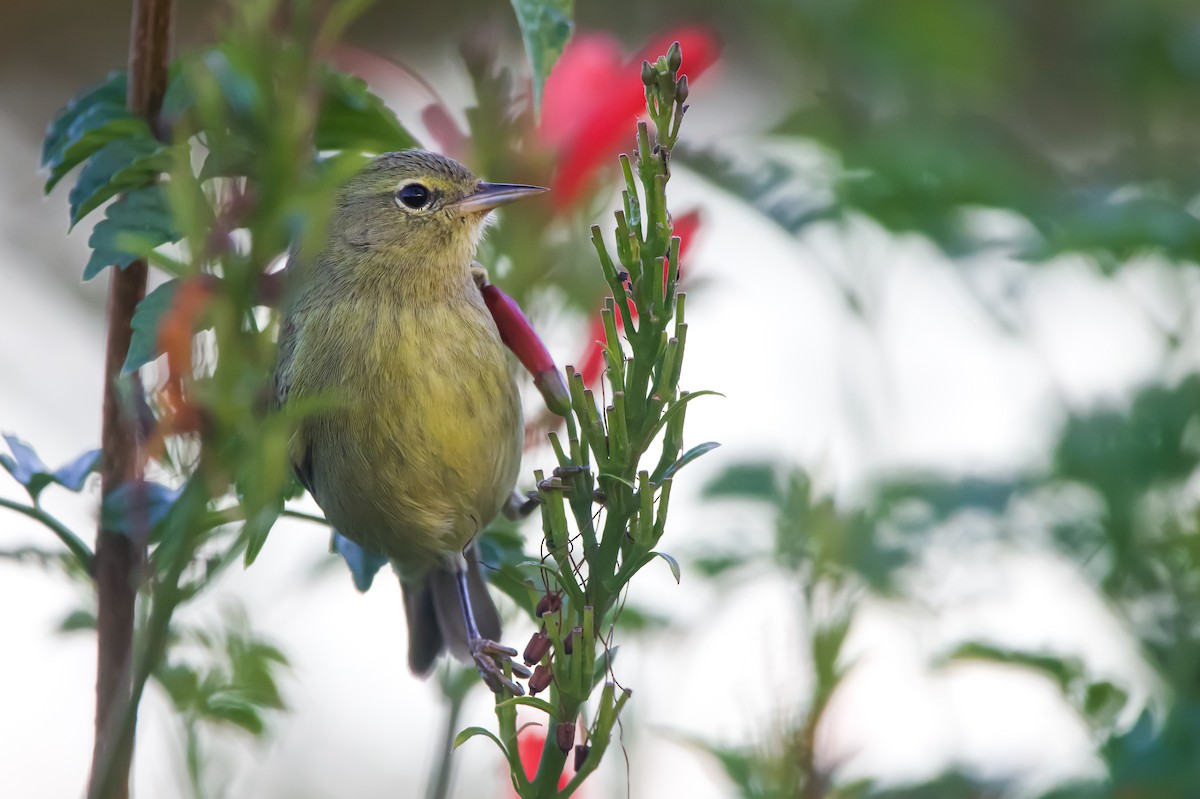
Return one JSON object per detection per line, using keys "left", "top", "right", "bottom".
{"left": 88, "top": 0, "right": 173, "bottom": 797}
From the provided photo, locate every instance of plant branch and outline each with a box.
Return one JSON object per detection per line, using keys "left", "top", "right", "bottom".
{"left": 0, "top": 497, "right": 94, "bottom": 572}
{"left": 89, "top": 0, "right": 173, "bottom": 796}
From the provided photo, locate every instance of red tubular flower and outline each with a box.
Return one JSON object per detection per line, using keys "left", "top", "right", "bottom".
{"left": 578, "top": 209, "right": 703, "bottom": 386}
{"left": 539, "top": 27, "right": 721, "bottom": 207}
{"left": 480, "top": 281, "right": 571, "bottom": 416}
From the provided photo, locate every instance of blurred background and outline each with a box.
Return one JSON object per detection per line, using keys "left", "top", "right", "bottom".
{"left": 5, "top": 0, "right": 1200, "bottom": 797}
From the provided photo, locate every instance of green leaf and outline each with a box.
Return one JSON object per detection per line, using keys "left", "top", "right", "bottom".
{"left": 68, "top": 137, "right": 174, "bottom": 227}
{"left": 702, "top": 462, "right": 780, "bottom": 503}
{"left": 42, "top": 72, "right": 128, "bottom": 175}
{"left": 657, "top": 441, "right": 721, "bottom": 481}
{"left": 653, "top": 550, "right": 681, "bottom": 583}
{"left": 453, "top": 725, "right": 508, "bottom": 754}
{"left": 43, "top": 105, "right": 152, "bottom": 194}
{"left": 641, "top": 390, "right": 724, "bottom": 449}
{"left": 495, "top": 695, "right": 560, "bottom": 716}
{"left": 317, "top": 69, "right": 420, "bottom": 153}
{"left": 0, "top": 435, "right": 100, "bottom": 501}
{"left": 121, "top": 279, "right": 181, "bottom": 376}
{"left": 58, "top": 609, "right": 97, "bottom": 634}
{"left": 509, "top": 0, "right": 574, "bottom": 111}
{"left": 203, "top": 693, "right": 266, "bottom": 735}
{"left": 592, "top": 645, "right": 618, "bottom": 686}
{"left": 84, "top": 186, "right": 180, "bottom": 281}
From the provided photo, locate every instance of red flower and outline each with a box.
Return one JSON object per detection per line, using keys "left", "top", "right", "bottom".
{"left": 511, "top": 726, "right": 573, "bottom": 795}
{"left": 578, "top": 209, "right": 702, "bottom": 386}
{"left": 539, "top": 27, "right": 720, "bottom": 207}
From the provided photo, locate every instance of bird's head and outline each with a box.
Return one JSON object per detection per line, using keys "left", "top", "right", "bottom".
{"left": 327, "top": 150, "right": 546, "bottom": 274}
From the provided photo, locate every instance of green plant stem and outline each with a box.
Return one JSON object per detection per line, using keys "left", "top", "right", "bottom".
{"left": 89, "top": 0, "right": 173, "bottom": 795}
{"left": 425, "top": 684, "right": 467, "bottom": 799}
{"left": 0, "top": 497, "right": 94, "bottom": 571}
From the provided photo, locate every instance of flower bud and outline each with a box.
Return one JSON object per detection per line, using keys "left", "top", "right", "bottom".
{"left": 667, "top": 41, "right": 683, "bottom": 73}
{"left": 529, "top": 663, "right": 553, "bottom": 695}
{"left": 641, "top": 60, "right": 655, "bottom": 86}
{"left": 675, "top": 75, "right": 689, "bottom": 104}
{"left": 574, "top": 744, "right": 591, "bottom": 771}
{"left": 480, "top": 283, "right": 567, "bottom": 415}
{"left": 555, "top": 721, "right": 576, "bottom": 753}
{"left": 524, "top": 630, "right": 552, "bottom": 666}
{"left": 536, "top": 592, "right": 563, "bottom": 617}
{"left": 533, "top": 369, "right": 571, "bottom": 417}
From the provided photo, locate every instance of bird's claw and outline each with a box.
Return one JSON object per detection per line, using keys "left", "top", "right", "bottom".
{"left": 470, "top": 638, "right": 525, "bottom": 695}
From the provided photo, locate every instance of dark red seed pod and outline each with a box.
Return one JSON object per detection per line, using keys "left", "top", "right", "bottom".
{"left": 529, "top": 664, "right": 553, "bottom": 695}
{"left": 564, "top": 626, "right": 582, "bottom": 655}
{"left": 574, "top": 744, "right": 591, "bottom": 771}
{"left": 535, "top": 592, "right": 563, "bottom": 618}
{"left": 523, "top": 631, "right": 552, "bottom": 666}
{"left": 555, "top": 721, "right": 576, "bottom": 753}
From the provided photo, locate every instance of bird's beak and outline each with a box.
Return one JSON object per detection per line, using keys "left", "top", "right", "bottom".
{"left": 452, "top": 182, "right": 548, "bottom": 214}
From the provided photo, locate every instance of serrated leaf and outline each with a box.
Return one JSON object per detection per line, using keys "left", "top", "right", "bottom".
{"left": 100, "top": 480, "right": 184, "bottom": 537}
{"left": 453, "top": 725, "right": 508, "bottom": 754}
{"left": 84, "top": 186, "right": 180, "bottom": 280}
{"left": 653, "top": 550, "right": 681, "bottom": 583}
{"left": 658, "top": 441, "right": 720, "bottom": 481}
{"left": 121, "top": 279, "right": 180, "bottom": 376}
{"left": 0, "top": 435, "right": 100, "bottom": 501}
{"left": 317, "top": 69, "right": 419, "bottom": 153}
{"left": 510, "top": 0, "right": 575, "bottom": 111}
{"left": 42, "top": 72, "right": 128, "bottom": 172}
{"left": 43, "top": 105, "right": 152, "bottom": 194}
{"left": 332, "top": 531, "right": 389, "bottom": 592}
{"left": 68, "top": 137, "right": 174, "bottom": 227}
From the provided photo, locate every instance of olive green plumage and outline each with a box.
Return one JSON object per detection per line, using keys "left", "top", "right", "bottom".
{"left": 275, "top": 150, "right": 527, "bottom": 673}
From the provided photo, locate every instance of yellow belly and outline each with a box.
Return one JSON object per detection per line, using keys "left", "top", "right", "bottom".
{"left": 296, "top": 297, "right": 523, "bottom": 572}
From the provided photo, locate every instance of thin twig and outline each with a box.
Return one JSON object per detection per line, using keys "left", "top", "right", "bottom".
{"left": 0, "top": 497, "right": 94, "bottom": 572}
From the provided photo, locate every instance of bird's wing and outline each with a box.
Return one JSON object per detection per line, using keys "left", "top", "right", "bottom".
{"left": 275, "top": 314, "right": 317, "bottom": 496}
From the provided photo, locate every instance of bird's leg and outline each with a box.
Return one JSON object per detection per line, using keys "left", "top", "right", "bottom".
{"left": 454, "top": 562, "right": 528, "bottom": 694}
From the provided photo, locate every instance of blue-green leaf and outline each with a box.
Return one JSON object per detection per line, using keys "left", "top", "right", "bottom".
{"left": 43, "top": 105, "right": 152, "bottom": 194}
{"left": 653, "top": 550, "right": 681, "bottom": 583}
{"left": 332, "top": 532, "right": 389, "bottom": 592}
{"left": 0, "top": 434, "right": 100, "bottom": 501}
{"left": 68, "top": 137, "right": 175, "bottom": 227}
{"left": 657, "top": 441, "right": 721, "bottom": 481}
{"left": 121, "top": 279, "right": 181, "bottom": 376}
{"left": 317, "top": 69, "right": 420, "bottom": 154}
{"left": 509, "top": 0, "right": 574, "bottom": 111}
{"left": 42, "top": 72, "right": 128, "bottom": 176}
{"left": 84, "top": 186, "right": 180, "bottom": 280}
{"left": 100, "top": 480, "right": 185, "bottom": 537}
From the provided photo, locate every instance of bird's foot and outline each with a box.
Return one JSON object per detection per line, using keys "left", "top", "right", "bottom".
{"left": 471, "top": 638, "right": 529, "bottom": 695}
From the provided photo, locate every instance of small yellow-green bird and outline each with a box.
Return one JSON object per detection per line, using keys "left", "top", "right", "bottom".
{"left": 275, "top": 150, "right": 545, "bottom": 693}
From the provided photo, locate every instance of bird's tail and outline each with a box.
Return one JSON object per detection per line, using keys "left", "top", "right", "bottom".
{"left": 401, "top": 545, "right": 502, "bottom": 676}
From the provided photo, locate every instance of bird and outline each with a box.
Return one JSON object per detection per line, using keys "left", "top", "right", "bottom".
{"left": 274, "top": 149, "right": 546, "bottom": 694}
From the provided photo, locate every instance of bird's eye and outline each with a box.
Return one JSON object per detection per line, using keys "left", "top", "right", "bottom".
{"left": 396, "top": 183, "right": 431, "bottom": 210}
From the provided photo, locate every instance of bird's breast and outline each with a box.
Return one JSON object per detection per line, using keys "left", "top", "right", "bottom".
{"left": 297, "top": 290, "right": 523, "bottom": 566}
